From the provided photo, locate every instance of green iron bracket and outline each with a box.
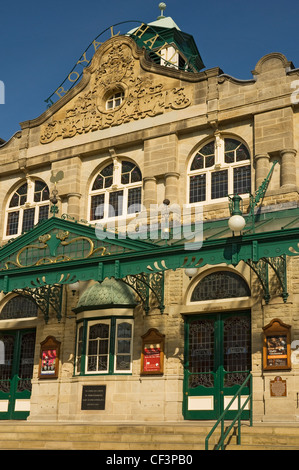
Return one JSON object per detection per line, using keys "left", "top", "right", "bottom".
{"left": 246, "top": 254, "right": 288, "bottom": 304}
{"left": 121, "top": 272, "right": 165, "bottom": 314}
{"left": 246, "top": 258, "right": 270, "bottom": 304}
{"left": 265, "top": 254, "right": 288, "bottom": 303}
{"left": 13, "top": 284, "right": 64, "bottom": 323}
{"left": 247, "top": 160, "right": 279, "bottom": 233}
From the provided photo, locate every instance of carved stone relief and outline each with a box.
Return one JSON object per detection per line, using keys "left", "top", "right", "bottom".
{"left": 40, "top": 42, "right": 191, "bottom": 144}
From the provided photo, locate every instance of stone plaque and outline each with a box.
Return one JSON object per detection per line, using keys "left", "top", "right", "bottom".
{"left": 270, "top": 376, "right": 287, "bottom": 397}
{"left": 81, "top": 385, "right": 106, "bottom": 410}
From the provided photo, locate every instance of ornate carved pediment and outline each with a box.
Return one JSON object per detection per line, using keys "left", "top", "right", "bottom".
{"left": 40, "top": 37, "right": 192, "bottom": 144}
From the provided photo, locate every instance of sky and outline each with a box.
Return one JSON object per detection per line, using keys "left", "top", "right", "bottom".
{"left": 1, "top": 0, "right": 299, "bottom": 142}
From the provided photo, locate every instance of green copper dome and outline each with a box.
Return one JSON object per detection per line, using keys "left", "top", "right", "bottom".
{"left": 127, "top": 3, "right": 205, "bottom": 73}
{"left": 76, "top": 278, "right": 137, "bottom": 310}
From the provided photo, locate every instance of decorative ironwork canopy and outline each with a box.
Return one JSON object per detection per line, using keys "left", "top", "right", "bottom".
{"left": 0, "top": 206, "right": 298, "bottom": 321}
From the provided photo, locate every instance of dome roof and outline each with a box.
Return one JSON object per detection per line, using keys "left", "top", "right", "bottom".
{"left": 76, "top": 278, "right": 137, "bottom": 309}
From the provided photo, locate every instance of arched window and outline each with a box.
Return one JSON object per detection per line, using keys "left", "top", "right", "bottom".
{"left": 89, "top": 159, "right": 142, "bottom": 221}
{"left": 189, "top": 136, "right": 251, "bottom": 204}
{"left": 6, "top": 179, "right": 50, "bottom": 237}
{"left": 1, "top": 296, "right": 38, "bottom": 319}
{"left": 191, "top": 271, "right": 250, "bottom": 302}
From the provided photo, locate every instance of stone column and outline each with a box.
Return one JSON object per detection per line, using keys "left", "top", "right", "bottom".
{"left": 164, "top": 172, "right": 180, "bottom": 205}
{"left": 280, "top": 148, "right": 297, "bottom": 190}
{"left": 143, "top": 177, "right": 157, "bottom": 210}
{"left": 254, "top": 154, "right": 270, "bottom": 189}
{"left": 67, "top": 192, "right": 82, "bottom": 220}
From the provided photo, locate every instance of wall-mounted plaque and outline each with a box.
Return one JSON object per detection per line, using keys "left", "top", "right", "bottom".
{"left": 38, "top": 336, "right": 61, "bottom": 379}
{"left": 81, "top": 385, "right": 106, "bottom": 410}
{"left": 141, "top": 328, "right": 165, "bottom": 375}
{"left": 263, "top": 319, "right": 291, "bottom": 371}
{"left": 270, "top": 376, "right": 287, "bottom": 397}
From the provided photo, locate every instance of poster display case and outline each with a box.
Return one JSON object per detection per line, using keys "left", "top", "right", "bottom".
{"left": 263, "top": 319, "right": 291, "bottom": 371}
{"left": 141, "top": 328, "right": 165, "bottom": 375}
{"left": 38, "top": 336, "right": 61, "bottom": 379}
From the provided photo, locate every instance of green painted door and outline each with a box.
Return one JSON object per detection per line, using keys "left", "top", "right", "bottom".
{"left": 183, "top": 312, "right": 251, "bottom": 420}
{"left": 0, "top": 329, "right": 36, "bottom": 420}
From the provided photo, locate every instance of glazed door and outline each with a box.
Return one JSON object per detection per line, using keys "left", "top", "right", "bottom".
{"left": 0, "top": 329, "right": 36, "bottom": 420}
{"left": 183, "top": 312, "right": 251, "bottom": 420}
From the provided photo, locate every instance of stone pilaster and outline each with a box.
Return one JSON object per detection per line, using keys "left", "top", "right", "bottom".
{"left": 164, "top": 172, "right": 180, "bottom": 205}
{"left": 67, "top": 192, "right": 82, "bottom": 220}
{"left": 254, "top": 154, "right": 270, "bottom": 189}
{"left": 143, "top": 176, "right": 157, "bottom": 210}
{"left": 280, "top": 148, "right": 297, "bottom": 190}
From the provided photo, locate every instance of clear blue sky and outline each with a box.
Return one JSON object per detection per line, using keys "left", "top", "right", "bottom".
{"left": 1, "top": 0, "right": 299, "bottom": 142}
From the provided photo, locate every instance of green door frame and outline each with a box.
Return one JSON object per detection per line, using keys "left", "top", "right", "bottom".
{"left": 0, "top": 328, "right": 36, "bottom": 420}
{"left": 183, "top": 311, "right": 251, "bottom": 420}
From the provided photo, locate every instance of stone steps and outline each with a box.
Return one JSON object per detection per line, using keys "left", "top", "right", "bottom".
{"left": 0, "top": 423, "right": 218, "bottom": 450}
{"left": 224, "top": 425, "right": 299, "bottom": 450}
{"left": 227, "top": 444, "right": 299, "bottom": 450}
{"left": 0, "top": 422, "right": 297, "bottom": 450}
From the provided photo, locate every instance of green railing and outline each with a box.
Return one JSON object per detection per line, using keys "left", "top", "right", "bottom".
{"left": 205, "top": 373, "right": 253, "bottom": 450}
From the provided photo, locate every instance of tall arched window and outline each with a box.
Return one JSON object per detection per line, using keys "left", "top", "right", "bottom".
{"left": 89, "top": 159, "right": 142, "bottom": 221}
{"left": 6, "top": 179, "right": 50, "bottom": 237}
{"left": 191, "top": 271, "right": 250, "bottom": 302}
{"left": 188, "top": 136, "right": 251, "bottom": 204}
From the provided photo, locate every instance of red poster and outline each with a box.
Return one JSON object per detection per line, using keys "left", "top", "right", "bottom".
{"left": 41, "top": 349, "right": 57, "bottom": 375}
{"left": 143, "top": 347, "right": 161, "bottom": 372}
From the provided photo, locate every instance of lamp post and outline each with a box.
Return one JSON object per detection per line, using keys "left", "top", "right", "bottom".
{"left": 228, "top": 194, "right": 246, "bottom": 234}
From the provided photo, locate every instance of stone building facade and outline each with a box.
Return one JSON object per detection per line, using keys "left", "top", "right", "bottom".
{"left": 0, "top": 12, "right": 299, "bottom": 424}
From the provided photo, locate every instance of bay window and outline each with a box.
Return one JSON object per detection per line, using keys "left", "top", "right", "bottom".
{"left": 75, "top": 318, "right": 134, "bottom": 375}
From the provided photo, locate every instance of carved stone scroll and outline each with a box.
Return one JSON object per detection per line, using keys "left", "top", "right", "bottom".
{"left": 40, "top": 42, "right": 191, "bottom": 144}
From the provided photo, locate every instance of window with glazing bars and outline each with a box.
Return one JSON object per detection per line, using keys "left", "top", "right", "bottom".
{"left": 6, "top": 180, "right": 50, "bottom": 238}
{"left": 189, "top": 137, "right": 251, "bottom": 204}
{"left": 191, "top": 271, "right": 251, "bottom": 302}
{"left": 75, "top": 318, "right": 134, "bottom": 375}
{"left": 90, "top": 160, "right": 142, "bottom": 221}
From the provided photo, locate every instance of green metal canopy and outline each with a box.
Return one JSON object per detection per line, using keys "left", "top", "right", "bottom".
{"left": 0, "top": 207, "right": 298, "bottom": 309}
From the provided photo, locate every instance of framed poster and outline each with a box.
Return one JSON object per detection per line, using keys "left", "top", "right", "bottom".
{"left": 141, "top": 329, "right": 165, "bottom": 375}
{"left": 263, "top": 319, "right": 291, "bottom": 371}
{"left": 38, "top": 336, "right": 61, "bottom": 379}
